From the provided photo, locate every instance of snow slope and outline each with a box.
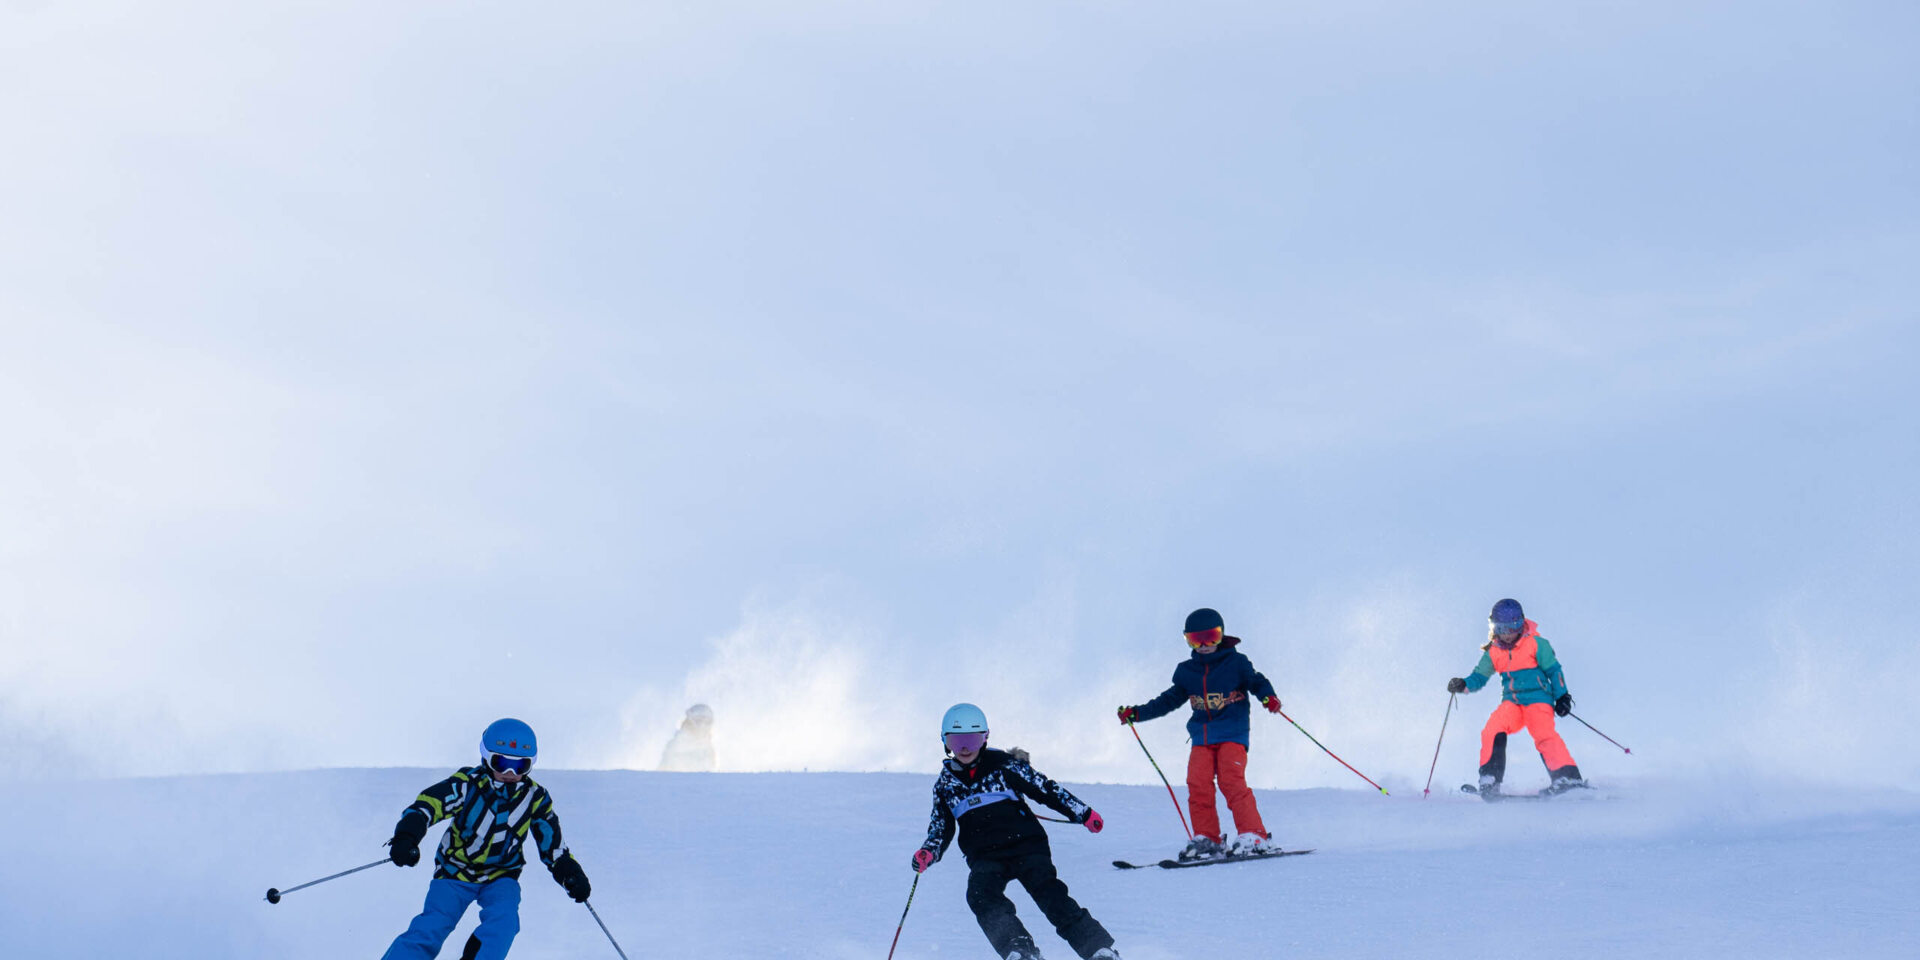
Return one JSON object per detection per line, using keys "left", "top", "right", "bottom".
{"left": 8, "top": 769, "right": 1917, "bottom": 959}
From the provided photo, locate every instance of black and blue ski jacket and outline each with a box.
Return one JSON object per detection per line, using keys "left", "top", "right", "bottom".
{"left": 920, "top": 748, "right": 1092, "bottom": 865}
{"left": 392, "top": 766, "right": 569, "bottom": 884}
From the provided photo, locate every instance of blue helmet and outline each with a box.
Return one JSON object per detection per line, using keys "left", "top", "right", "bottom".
{"left": 1489, "top": 599, "right": 1525, "bottom": 640}
{"left": 940, "top": 703, "right": 988, "bottom": 742}
{"left": 1490, "top": 598, "right": 1524, "bottom": 624}
{"left": 481, "top": 718, "right": 538, "bottom": 760}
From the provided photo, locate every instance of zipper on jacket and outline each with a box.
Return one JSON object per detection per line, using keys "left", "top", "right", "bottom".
{"left": 1201, "top": 662, "right": 1211, "bottom": 745}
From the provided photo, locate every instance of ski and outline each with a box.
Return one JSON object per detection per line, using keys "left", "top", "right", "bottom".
{"left": 1112, "top": 860, "right": 1156, "bottom": 870}
{"left": 1150, "top": 849, "right": 1314, "bottom": 869}
{"left": 1460, "top": 783, "right": 1594, "bottom": 802}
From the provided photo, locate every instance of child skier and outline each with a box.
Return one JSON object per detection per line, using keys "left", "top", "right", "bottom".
{"left": 912, "top": 703, "right": 1120, "bottom": 960}
{"left": 1447, "top": 598, "right": 1586, "bottom": 797}
{"left": 381, "top": 718, "right": 593, "bottom": 960}
{"left": 1116, "top": 607, "right": 1281, "bottom": 861}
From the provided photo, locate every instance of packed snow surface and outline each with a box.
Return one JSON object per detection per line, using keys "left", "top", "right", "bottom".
{"left": 9, "top": 769, "right": 1917, "bottom": 959}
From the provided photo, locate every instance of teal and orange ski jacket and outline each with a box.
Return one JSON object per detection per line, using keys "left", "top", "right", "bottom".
{"left": 1462, "top": 620, "right": 1569, "bottom": 706}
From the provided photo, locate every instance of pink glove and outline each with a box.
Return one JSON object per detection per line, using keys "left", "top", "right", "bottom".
{"left": 1084, "top": 810, "right": 1104, "bottom": 833}
{"left": 1262, "top": 695, "right": 1282, "bottom": 714}
{"left": 912, "top": 849, "right": 936, "bottom": 873}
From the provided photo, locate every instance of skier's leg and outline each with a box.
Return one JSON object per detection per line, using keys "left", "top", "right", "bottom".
{"left": 1185, "top": 744, "right": 1223, "bottom": 842}
{"left": 1478, "top": 701, "right": 1525, "bottom": 784}
{"left": 1215, "top": 742, "right": 1268, "bottom": 838}
{"left": 1521, "top": 703, "right": 1578, "bottom": 777}
{"left": 966, "top": 857, "right": 1032, "bottom": 958}
{"left": 1013, "top": 853, "right": 1114, "bottom": 959}
{"left": 381, "top": 879, "right": 480, "bottom": 960}
{"left": 467, "top": 877, "right": 522, "bottom": 960}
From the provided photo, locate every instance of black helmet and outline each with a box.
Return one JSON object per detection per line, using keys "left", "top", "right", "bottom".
{"left": 1183, "top": 608, "right": 1224, "bottom": 634}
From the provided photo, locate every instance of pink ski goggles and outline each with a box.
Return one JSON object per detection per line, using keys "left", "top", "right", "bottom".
{"left": 944, "top": 732, "right": 987, "bottom": 753}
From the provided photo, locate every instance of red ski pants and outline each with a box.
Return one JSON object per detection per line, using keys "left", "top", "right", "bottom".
{"left": 1186, "top": 742, "right": 1267, "bottom": 843}
{"left": 1479, "top": 701, "right": 1577, "bottom": 771}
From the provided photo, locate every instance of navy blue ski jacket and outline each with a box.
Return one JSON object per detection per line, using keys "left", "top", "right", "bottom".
{"left": 1128, "top": 637, "right": 1277, "bottom": 747}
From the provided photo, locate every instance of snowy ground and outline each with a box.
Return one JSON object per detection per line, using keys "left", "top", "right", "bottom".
{"left": 9, "top": 768, "right": 1917, "bottom": 959}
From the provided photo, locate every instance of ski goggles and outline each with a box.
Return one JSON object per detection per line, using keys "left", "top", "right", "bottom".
{"left": 1184, "top": 626, "right": 1224, "bottom": 649}
{"left": 1490, "top": 619, "right": 1525, "bottom": 639}
{"left": 943, "top": 732, "right": 988, "bottom": 754}
{"left": 487, "top": 752, "right": 534, "bottom": 776}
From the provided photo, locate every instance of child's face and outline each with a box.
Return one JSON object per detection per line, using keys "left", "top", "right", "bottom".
{"left": 945, "top": 732, "right": 987, "bottom": 764}
{"left": 1186, "top": 626, "right": 1223, "bottom": 655}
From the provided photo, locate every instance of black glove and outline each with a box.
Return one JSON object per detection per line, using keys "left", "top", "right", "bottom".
{"left": 551, "top": 854, "right": 591, "bottom": 902}
{"left": 387, "top": 836, "right": 420, "bottom": 867}
{"left": 1554, "top": 693, "right": 1573, "bottom": 717}
{"left": 1446, "top": 678, "right": 1467, "bottom": 694}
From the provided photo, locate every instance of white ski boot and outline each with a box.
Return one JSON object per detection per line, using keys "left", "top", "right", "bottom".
{"left": 1228, "top": 832, "right": 1272, "bottom": 857}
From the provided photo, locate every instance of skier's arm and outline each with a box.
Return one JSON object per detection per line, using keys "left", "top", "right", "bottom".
{"left": 1130, "top": 683, "right": 1189, "bottom": 722}
{"left": 920, "top": 789, "right": 956, "bottom": 862}
{"left": 1462, "top": 651, "right": 1496, "bottom": 693}
{"left": 1006, "top": 757, "right": 1093, "bottom": 824}
{"left": 1535, "top": 637, "right": 1569, "bottom": 701}
{"left": 1240, "top": 655, "right": 1278, "bottom": 703}
{"left": 393, "top": 771, "right": 472, "bottom": 846}
{"left": 528, "top": 794, "right": 570, "bottom": 868}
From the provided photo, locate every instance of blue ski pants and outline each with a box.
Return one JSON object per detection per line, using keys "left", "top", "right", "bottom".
{"left": 382, "top": 877, "right": 521, "bottom": 960}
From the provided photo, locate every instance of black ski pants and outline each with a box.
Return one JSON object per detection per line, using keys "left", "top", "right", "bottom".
{"left": 965, "top": 851, "right": 1113, "bottom": 959}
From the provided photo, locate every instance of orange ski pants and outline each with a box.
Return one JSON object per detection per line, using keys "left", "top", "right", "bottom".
{"left": 1479, "top": 701, "right": 1576, "bottom": 771}
{"left": 1186, "top": 742, "right": 1267, "bottom": 843}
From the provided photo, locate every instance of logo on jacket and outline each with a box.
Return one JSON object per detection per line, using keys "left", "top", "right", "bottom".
{"left": 1189, "top": 691, "right": 1246, "bottom": 711}
{"left": 948, "top": 789, "right": 1017, "bottom": 818}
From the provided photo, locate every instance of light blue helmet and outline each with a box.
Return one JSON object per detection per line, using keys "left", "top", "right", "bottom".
{"left": 481, "top": 718, "right": 538, "bottom": 760}
{"left": 940, "top": 703, "right": 988, "bottom": 742}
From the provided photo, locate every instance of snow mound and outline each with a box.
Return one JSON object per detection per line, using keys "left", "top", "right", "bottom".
{"left": 7, "top": 770, "right": 1917, "bottom": 958}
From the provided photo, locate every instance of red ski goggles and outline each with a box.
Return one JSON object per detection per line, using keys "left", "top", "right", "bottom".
{"left": 943, "top": 732, "right": 987, "bottom": 754}
{"left": 487, "top": 752, "right": 534, "bottom": 776}
{"left": 1184, "top": 626, "right": 1224, "bottom": 649}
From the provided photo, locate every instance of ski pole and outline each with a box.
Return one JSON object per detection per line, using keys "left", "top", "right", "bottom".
{"left": 263, "top": 858, "right": 389, "bottom": 903}
{"left": 1422, "top": 693, "right": 1456, "bottom": 799}
{"left": 1127, "top": 720, "right": 1194, "bottom": 840}
{"left": 1276, "top": 709, "right": 1389, "bottom": 795}
{"left": 885, "top": 873, "right": 920, "bottom": 960}
{"left": 583, "top": 901, "right": 631, "bottom": 960}
{"left": 1568, "top": 711, "right": 1633, "bottom": 755}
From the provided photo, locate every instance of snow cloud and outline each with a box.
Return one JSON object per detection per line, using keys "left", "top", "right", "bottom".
{"left": 2, "top": 1, "right": 1916, "bottom": 793}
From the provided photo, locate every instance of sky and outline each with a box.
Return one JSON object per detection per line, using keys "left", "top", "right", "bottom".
{"left": 2, "top": 1, "right": 1916, "bottom": 790}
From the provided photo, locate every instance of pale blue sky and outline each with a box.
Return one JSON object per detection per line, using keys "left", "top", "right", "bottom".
{"left": 2, "top": 2, "right": 1915, "bottom": 786}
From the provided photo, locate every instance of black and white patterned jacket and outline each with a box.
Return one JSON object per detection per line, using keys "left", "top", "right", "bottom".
{"left": 920, "top": 748, "right": 1092, "bottom": 864}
